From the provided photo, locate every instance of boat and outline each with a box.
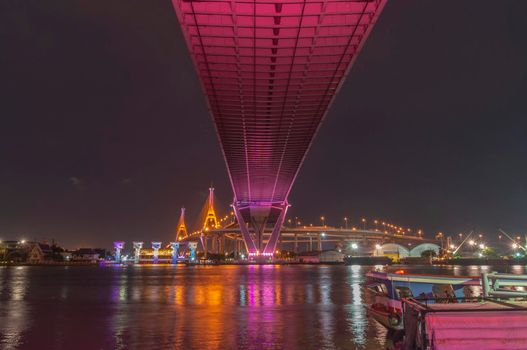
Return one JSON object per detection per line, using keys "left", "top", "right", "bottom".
{"left": 365, "top": 270, "right": 481, "bottom": 330}
{"left": 401, "top": 272, "right": 527, "bottom": 350}
{"left": 401, "top": 297, "right": 527, "bottom": 350}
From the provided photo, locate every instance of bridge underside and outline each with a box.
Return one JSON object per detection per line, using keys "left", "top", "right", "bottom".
{"left": 172, "top": 0, "right": 387, "bottom": 255}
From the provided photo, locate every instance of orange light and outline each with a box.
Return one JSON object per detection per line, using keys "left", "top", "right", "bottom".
{"left": 395, "top": 269, "right": 406, "bottom": 275}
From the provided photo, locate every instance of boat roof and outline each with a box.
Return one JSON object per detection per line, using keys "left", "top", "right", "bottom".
{"left": 366, "top": 271, "right": 480, "bottom": 285}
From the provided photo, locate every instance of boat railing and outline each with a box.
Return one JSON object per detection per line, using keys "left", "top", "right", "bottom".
{"left": 403, "top": 296, "right": 527, "bottom": 312}
{"left": 482, "top": 272, "right": 527, "bottom": 298}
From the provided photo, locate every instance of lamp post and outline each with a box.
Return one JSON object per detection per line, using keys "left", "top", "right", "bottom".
{"left": 320, "top": 216, "right": 326, "bottom": 227}
{"left": 344, "top": 217, "right": 348, "bottom": 230}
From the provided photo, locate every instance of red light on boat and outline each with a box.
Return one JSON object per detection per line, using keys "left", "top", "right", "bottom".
{"left": 395, "top": 270, "right": 406, "bottom": 274}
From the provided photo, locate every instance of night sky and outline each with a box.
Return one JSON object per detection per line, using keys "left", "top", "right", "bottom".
{"left": 1, "top": 0, "right": 527, "bottom": 249}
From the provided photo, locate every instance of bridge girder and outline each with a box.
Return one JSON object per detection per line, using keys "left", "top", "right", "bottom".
{"left": 172, "top": 0, "right": 389, "bottom": 255}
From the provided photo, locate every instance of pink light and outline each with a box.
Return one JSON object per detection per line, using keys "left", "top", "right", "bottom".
{"left": 172, "top": 0, "right": 388, "bottom": 254}
{"left": 172, "top": 0, "right": 387, "bottom": 205}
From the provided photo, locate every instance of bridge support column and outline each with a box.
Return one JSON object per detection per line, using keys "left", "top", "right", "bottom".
{"left": 294, "top": 233, "right": 298, "bottom": 253}
{"left": 188, "top": 242, "right": 197, "bottom": 262}
{"left": 114, "top": 241, "right": 125, "bottom": 263}
{"left": 151, "top": 242, "right": 161, "bottom": 264}
{"left": 220, "top": 236, "right": 225, "bottom": 255}
{"left": 233, "top": 201, "right": 289, "bottom": 259}
{"left": 211, "top": 237, "right": 216, "bottom": 254}
{"left": 200, "top": 233, "right": 208, "bottom": 257}
{"left": 133, "top": 241, "right": 143, "bottom": 264}
{"left": 170, "top": 242, "right": 180, "bottom": 264}
{"left": 317, "top": 235, "right": 322, "bottom": 251}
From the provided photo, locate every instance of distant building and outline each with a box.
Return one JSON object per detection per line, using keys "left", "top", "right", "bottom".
{"left": 73, "top": 248, "right": 101, "bottom": 263}
{"left": 0, "top": 240, "right": 31, "bottom": 263}
{"left": 27, "top": 243, "right": 53, "bottom": 264}
{"left": 60, "top": 251, "right": 73, "bottom": 261}
{"left": 298, "top": 250, "right": 345, "bottom": 263}
{"left": 319, "top": 250, "right": 345, "bottom": 263}
{"left": 298, "top": 251, "right": 320, "bottom": 263}
{"left": 138, "top": 248, "right": 172, "bottom": 263}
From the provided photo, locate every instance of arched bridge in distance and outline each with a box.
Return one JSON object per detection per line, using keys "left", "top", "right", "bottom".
{"left": 171, "top": 0, "right": 389, "bottom": 257}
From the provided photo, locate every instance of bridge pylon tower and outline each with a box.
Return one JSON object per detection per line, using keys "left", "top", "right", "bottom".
{"left": 176, "top": 207, "right": 188, "bottom": 241}
{"left": 201, "top": 187, "right": 220, "bottom": 253}
{"left": 203, "top": 187, "right": 219, "bottom": 230}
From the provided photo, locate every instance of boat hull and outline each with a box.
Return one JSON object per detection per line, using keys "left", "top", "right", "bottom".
{"left": 366, "top": 305, "right": 403, "bottom": 331}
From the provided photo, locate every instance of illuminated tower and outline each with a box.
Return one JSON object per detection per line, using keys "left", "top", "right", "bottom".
{"left": 172, "top": 0, "right": 388, "bottom": 257}
{"left": 170, "top": 242, "right": 180, "bottom": 264}
{"left": 133, "top": 241, "right": 143, "bottom": 264}
{"left": 151, "top": 241, "right": 162, "bottom": 264}
{"left": 201, "top": 187, "right": 220, "bottom": 254}
{"left": 176, "top": 207, "right": 188, "bottom": 241}
{"left": 114, "top": 241, "right": 125, "bottom": 263}
{"left": 202, "top": 187, "right": 219, "bottom": 231}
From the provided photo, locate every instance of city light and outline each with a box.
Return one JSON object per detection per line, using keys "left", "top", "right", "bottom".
{"left": 478, "top": 243, "right": 485, "bottom": 250}
{"left": 375, "top": 244, "right": 382, "bottom": 250}
{"left": 512, "top": 243, "right": 518, "bottom": 249}
{"left": 351, "top": 243, "right": 358, "bottom": 250}
{"left": 469, "top": 240, "right": 475, "bottom": 246}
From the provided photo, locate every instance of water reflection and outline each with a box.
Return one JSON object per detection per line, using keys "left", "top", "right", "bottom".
{"left": 1, "top": 264, "right": 525, "bottom": 349}
{"left": 0, "top": 267, "right": 31, "bottom": 349}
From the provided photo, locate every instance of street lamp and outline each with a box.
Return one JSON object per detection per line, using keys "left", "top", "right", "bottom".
{"left": 361, "top": 218, "right": 366, "bottom": 230}
{"left": 344, "top": 217, "right": 348, "bottom": 229}
{"left": 320, "top": 216, "right": 326, "bottom": 227}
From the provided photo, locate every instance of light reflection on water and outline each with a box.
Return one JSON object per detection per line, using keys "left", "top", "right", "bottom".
{"left": 0, "top": 264, "right": 525, "bottom": 349}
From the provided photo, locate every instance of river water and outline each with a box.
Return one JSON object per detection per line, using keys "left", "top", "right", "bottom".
{"left": 0, "top": 264, "right": 525, "bottom": 350}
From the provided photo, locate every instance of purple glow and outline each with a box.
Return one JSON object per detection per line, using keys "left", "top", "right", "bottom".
{"left": 172, "top": 0, "right": 388, "bottom": 253}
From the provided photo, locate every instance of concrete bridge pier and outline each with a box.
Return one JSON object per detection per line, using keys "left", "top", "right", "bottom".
{"left": 294, "top": 233, "right": 298, "bottom": 253}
